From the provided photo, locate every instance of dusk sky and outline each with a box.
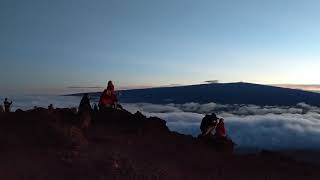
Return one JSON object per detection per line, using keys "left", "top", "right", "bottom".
{"left": 1, "top": 0, "right": 320, "bottom": 94}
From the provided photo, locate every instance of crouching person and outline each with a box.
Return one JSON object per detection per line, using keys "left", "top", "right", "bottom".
{"left": 199, "top": 113, "right": 234, "bottom": 153}
{"left": 200, "top": 113, "right": 219, "bottom": 137}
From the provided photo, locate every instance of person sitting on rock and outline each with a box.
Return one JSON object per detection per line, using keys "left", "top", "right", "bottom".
{"left": 79, "top": 93, "right": 92, "bottom": 113}
{"left": 99, "top": 81, "right": 118, "bottom": 110}
{"left": 3, "top": 98, "right": 13, "bottom": 113}
{"left": 200, "top": 113, "right": 219, "bottom": 137}
{"left": 214, "top": 118, "right": 226, "bottom": 138}
{"left": 200, "top": 113, "right": 234, "bottom": 153}
{"left": 48, "top": 104, "right": 54, "bottom": 112}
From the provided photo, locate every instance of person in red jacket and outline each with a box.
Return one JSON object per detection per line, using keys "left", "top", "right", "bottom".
{"left": 99, "top": 81, "right": 118, "bottom": 110}
{"left": 214, "top": 118, "right": 226, "bottom": 138}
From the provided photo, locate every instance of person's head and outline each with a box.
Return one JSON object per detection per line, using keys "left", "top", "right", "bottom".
{"left": 208, "top": 113, "right": 219, "bottom": 124}
{"left": 107, "top": 80, "right": 115, "bottom": 91}
{"left": 210, "top": 113, "right": 218, "bottom": 119}
{"left": 5, "top": 98, "right": 8, "bottom": 101}
{"left": 84, "top": 93, "right": 89, "bottom": 98}
{"left": 108, "top": 81, "right": 113, "bottom": 87}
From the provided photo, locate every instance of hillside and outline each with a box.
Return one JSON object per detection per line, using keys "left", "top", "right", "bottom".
{"left": 0, "top": 108, "right": 319, "bottom": 180}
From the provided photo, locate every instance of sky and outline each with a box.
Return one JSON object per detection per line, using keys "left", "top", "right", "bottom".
{"left": 1, "top": 0, "right": 320, "bottom": 94}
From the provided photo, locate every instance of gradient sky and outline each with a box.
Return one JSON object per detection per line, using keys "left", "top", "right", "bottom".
{"left": 1, "top": 0, "right": 320, "bottom": 94}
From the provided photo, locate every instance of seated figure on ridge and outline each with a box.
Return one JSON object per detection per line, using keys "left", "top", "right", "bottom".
{"left": 200, "top": 113, "right": 220, "bottom": 137}
{"left": 48, "top": 104, "right": 54, "bottom": 113}
{"left": 98, "top": 81, "right": 119, "bottom": 110}
{"left": 200, "top": 113, "right": 227, "bottom": 138}
{"left": 78, "top": 93, "right": 92, "bottom": 113}
{"left": 199, "top": 113, "right": 234, "bottom": 153}
{"left": 3, "top": 98, "right": 13, "bottom": 113}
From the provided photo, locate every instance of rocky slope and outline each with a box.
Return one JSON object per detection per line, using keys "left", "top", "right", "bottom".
{"left": 0, "top": 108, "right": 319, "bottom": 180}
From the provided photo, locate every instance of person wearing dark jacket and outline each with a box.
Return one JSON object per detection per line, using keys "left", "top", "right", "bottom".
{"left": 79, "top": 93, "right": 92, "bottom": 113}
{"left": 3, "top": 98, "right": 12, "bottom": 113}
{"left": 200, "top": 113, "right": 219, "bottom": 136}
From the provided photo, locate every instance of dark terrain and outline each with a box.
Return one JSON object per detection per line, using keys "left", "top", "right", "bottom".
{"left": 0, "top": 108, "right": 319, "bottom": 180}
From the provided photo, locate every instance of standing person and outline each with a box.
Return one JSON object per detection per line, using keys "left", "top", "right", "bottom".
{"left": 78, "top": 93, "right": 92, "bottom": 113}
{"left": 99, "top": 81, "right": 118, "bottom": 110}
{"left": 0, "top": 105, "right": 4, "bottom": 113}
{"left": 3, "top": 98, "right": 13, "bottom": 113}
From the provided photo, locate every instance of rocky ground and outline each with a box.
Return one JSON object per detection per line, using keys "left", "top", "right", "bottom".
{"left": 0, "top": 108, "right": 319, "bottom": 180}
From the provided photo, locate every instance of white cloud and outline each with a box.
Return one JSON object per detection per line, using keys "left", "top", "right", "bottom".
{"left": 9, "top": 95, "right": 81, "bottom": 110}
{"left": 123, "top": 102, "right": 320, "bottom": 151}
{"left": 7, "top": 95, "right": 320, "bottom": 151}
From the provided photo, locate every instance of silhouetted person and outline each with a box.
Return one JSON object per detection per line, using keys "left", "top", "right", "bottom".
{"left": 3, "top": 98, "right": 13, "bottom": 113}
{"left": 79, "top": 93, "right": 92, "bottom": 113}
{"left": 0, "top": 105, "right": 4, "bottom": 113}
{"left": 199, "top": 114, "right": 234, "bottom": 153}
{"left": 200, "top": 113, "right": 219, "bottom": 137}
{"left": 99, "top": 81, "right": 118, "bottom": 110}
{"left": 48, "top": 104, "right": 54, "bottom": 113}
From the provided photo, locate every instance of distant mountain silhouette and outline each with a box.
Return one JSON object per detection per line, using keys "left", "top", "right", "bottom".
{"left": 70, "top": 82, "right": 320, "bottom": 106}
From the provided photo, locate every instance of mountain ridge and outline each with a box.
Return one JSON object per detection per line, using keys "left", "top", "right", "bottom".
{"left": 68, "top": 82, "right": 320, "bottom": 106}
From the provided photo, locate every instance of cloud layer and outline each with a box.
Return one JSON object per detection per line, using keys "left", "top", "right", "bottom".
{"left": 123, "top": 102, "right": 320, "bottom": 150}
{"left": 6, "top": 95, "right": 81, "bottom": 110}
{"left": 7, "top": 95, "right": 320, "bottom": 151}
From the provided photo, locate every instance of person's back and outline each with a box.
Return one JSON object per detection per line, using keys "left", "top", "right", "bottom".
{"left": 200, "top": 115, "right": 212, "bottom": 133}
{"left": 200, "top": 113, "right": 219, "bottom": 136}
{"left": 3, "top": 98, "right": 12, "bottom": 113}
{"left": 79, "top": 94, "right": 92, "bottom": 113}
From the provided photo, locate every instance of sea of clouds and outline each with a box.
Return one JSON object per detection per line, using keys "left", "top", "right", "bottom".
{"left": 3, "top": 95, "right": 320, "bottom": 151}
{"left": 123, "top": 102, "right": 320, "bottom": 151}
{"left": 2, "top": 95, "right": 81, "bottom": 111}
